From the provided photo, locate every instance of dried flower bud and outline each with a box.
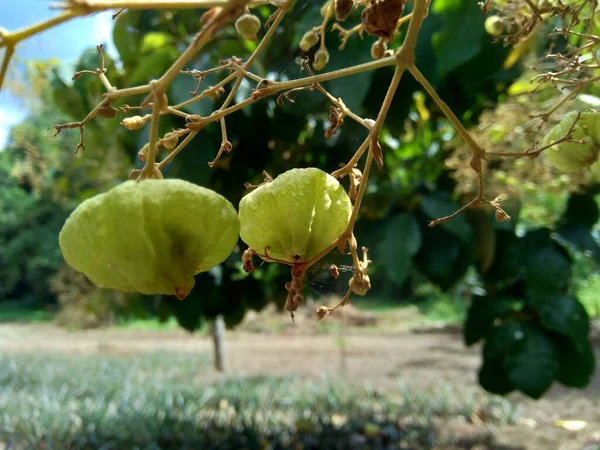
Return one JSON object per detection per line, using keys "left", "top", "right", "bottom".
{"left": 330, "top": 265, "right": 340, "bottom": 279}
{"left": 349, "top": 275, "right": 371, "bottom": 296}
{"left": 316, "top": 306, "right": 330, "bottom": 320}
{"left": 97, "top": 105, "right": 118, "bottom": 119}
{"left": 361, "top": 0, "right": 405, "bottom": 40}
{"left": 313, "top": 48, "right": 330, "bottom": 71}
{"left": 138, "top": 143, "right": 149, "bottom": 162}
{"left": 122, "top": 115, "right": 147, "bottom": 131}
{"left": 495, "top": 210, "right": 511, "bottom": 222}
{"left": 335, "top": 0, "right": 354, "bottom": 22}
{"left": 235, "top": 13, "right": 261, "bottom": 41}
{"left": 484, "top": 15, "right": 505, "bottom": 36}
{"left": 242, "top": 248, "right": 255, "bottom": 273}
{"left": 161, "top": 132, "right": 178, "bottom": 151}
{"left": 299, "top": 29, "right": 320, "bottom": 52}
{"left": 370, "top": 38, "right": 387, "bottom": 60}
{"left": 291, "top": 293, "right": 304, "bottom": 309}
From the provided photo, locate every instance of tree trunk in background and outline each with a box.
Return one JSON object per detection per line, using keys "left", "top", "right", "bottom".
{"left": 211, "top": 315, "right": 226, "bottom": 372}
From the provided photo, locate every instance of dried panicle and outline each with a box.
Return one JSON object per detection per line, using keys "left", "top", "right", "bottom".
{"left": 312, "top": 48, "right": 330, "bottom": 71}
{"left": 316, "top": 306, "right": 330, "bottom": 320}
{"left": 361, "top": 0, "right": 405, "bottom": 40}
{"left": 97, "top": 105, "right": 118, "bottom": 119}
{"left": 138, "top": 143, "right": 149, "bottom": 162}
{"left": 122, "top": 115, "right": 147, "bottom": 131}
{"left": 370, "top": 38, "right": 387, "bottom": 60}
{"left": 161, "top": 132, "right": 179, "bottom": 151}
{"left": 299, "top": 29, "right": 320, "bottom": 52}
{"left": 326, "top": 106, "right": 345, "bottom": 138}
{"left": 235, "top": 13, "right": 261, "bottom": 41}
{"left": 335, "top": 0, "right": 355, "bottom": 22}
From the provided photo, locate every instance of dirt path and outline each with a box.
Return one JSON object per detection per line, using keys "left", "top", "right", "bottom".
{"left": 1, "top": 323, "right": 599, "bottom": 450}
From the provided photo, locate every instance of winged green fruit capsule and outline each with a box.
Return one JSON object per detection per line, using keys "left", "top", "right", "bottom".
{"left": 239, "top": 168, "right": 352, "bottom": 263}
{"left": 542, "top": 112, "right": 600, "bottom": 172}
{"left": 59, "top": 179, "right": 240, "bottom": 299}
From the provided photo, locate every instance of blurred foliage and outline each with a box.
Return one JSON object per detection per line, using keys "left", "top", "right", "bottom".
{"left": 1, "top": 0, "right": 599, "bottom": 399}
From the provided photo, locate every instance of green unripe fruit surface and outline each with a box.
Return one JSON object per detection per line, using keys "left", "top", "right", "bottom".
{"left": 542, "top": 112, "right": 600, "bottom": 172}
{"left": 239, "top": 168, "right": 352, "bottom": 263}
{"left": 484, "top": 15, "right": 505, "bottom": 36}
{"left": 59, "top": 179, "right": 240, "bottom": 299}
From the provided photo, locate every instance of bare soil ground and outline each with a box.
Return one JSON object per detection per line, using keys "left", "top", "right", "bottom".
{"left": 1, "top": 306, "right": 599, "bottom": 450}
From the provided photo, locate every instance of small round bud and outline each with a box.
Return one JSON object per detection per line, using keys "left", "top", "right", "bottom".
{"left": 235, "top": 13, "right": 261, "bottom": 41}
{"left": 312, "top": 48, "right": 329, "bottom": 71}
{"left": 370, "top": 39, "right": 387, "bottom": 60}
{"left": 484, "top": 15, "right": 505, "bottom": 36}
{"left": 299, "top": 29, "right": 320, "bottom": 52}
{"left": 138, "top": 143, "right": 149, "bottom": 162}
{"left": 349, "top": 275, "right": 371, "bottom": 296}
{"left": 122, "top": 115, "right": 147, "bottom": 131}
{"left": 330, "top": 264, "right": 340, "bottom": 279}
{"left": 161, "top": 132, "right": 178, "bottom": 151}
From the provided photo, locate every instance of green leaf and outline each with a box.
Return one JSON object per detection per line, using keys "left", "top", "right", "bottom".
{"left": 562, "top": 191, "right": 600, "bottom": 228}
{"left": 112, "top": 11, "right": 142, "bottom": 65}
{"left": 376, "top": 214, "right": 422, "bottom": 285}
{"left": 505, "top": 324, "right": 559, "bottom": 399}
{"left": 530, "top": 294, "right": 589, "bottom": 353}
{"left": 524, "top": 229, "right": 571, "bottom": 295}
{"left": 478, "top": 356, "right": 514, "bottom": 396}
{"left": 420, "top": 194, "right": 472, "bottom": 243}
{"left": 129, "top": 47, "right": 179, "bottom": 86}
{"left": 464, "top": 296, "right": 519, "bottom": 346}
{"left": 556, "top": 223, "right": 600, "bottom": 264}
{"left": 414, "top": 223, "right": 474, "bottom": 290}
{"left": 430, "top": 0, "right": 484, "bottom": 77}
{"left": 555, "top": 336, "right": 596, "bottom": 388}
{"left": 140, "top": 32, "right": 175, "bottom": 54}
{"left": 482, "top": 230, "right": 523, "bottom": 285}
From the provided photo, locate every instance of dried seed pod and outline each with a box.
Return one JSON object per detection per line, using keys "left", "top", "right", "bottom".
{"left": 484, "top": 15, "right": 505, "bottom": 36}
{"left": 542, "top": 112, "right": 600, "bottom": 172}
{"left": 235, "top": 13, "right": 261, "bottom": 41}
{"left": 138, "top": 143, "right": 149, "bottom": 162}
{"left": 316, "top": 306, "right": 330, "bottom": 320}
{"left": 361, "top": 0, "right": 405, "bottom": 40}
{"left": 313, "top": 48, "right": 330, "bottom": 71}
{"left": 122, "top": 115, "right": 147, "bottom": 131}
{"left": 349, "top": 275, "right": 371, "bottom": 296}
{"left": 97, "top": 105, "right": 118, "bottom": 119}
{"left": 335, "top": 0, "right": 354, "bottom": 21}
{"left": 59, "top": 179, "right": 240, "bottom": 299}
{"left": 299, "top": 29, "right": 320, "bottom": 51}
{"left": 238, "top": 168, "right": 352, "bottom": 263}
{"left": 370, "top": 38, "right": 387, "bottom": 60}
{"left": 161, "top": 132, "right": 179, "bottom": 151}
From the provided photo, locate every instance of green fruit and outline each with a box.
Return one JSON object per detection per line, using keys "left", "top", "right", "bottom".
{"left": 59, "top": 179, "right": 240, "bottom": 299}
{"left": 299, "top": 29, "right": 319, "bottom": 52}
{"left": 484, "top": 15, "right": 505, "bottom": 36}
{"left": 542, "top": 112, "right": 600, "bottom": 172}
{"left": 239, "top": 168, "right": 352, "bottom": 263}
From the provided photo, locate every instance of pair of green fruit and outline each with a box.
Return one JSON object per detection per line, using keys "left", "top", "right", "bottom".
{"left": 59, "top": 168, "right": 352, "bottom": 299}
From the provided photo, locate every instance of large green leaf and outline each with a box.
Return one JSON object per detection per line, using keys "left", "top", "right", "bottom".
{"left": 555, "top": 336, "right": 596, "bottom": 388}
{"left": 530, "top": 294, "right": 590, "bottom": 353}
{"left": 112, "top": 11, "right": 142, "bottom": 65}
{"left": 524, "top": 229, "right": 571, "bottom": 295}
{"left": 430, "top": 0, "right": 484, "bottom": 78}
{"left": 478, "top": 356, "right": 514, "bottom": 396}
{"left": 482, "top": 230, "right": 523, "bottom": 285}
{"left": 464, "top": 296, "right": 519, "bottom": 346}
{"left": 376, "top": 214, "right": 422, "bottom": 285}
{"left": 505, "top": 324, "right": 559, "bottom": 399}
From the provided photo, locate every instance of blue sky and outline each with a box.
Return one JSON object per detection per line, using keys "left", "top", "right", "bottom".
{"left": 0, "top": 1, "right": 116, "bottom": 149}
